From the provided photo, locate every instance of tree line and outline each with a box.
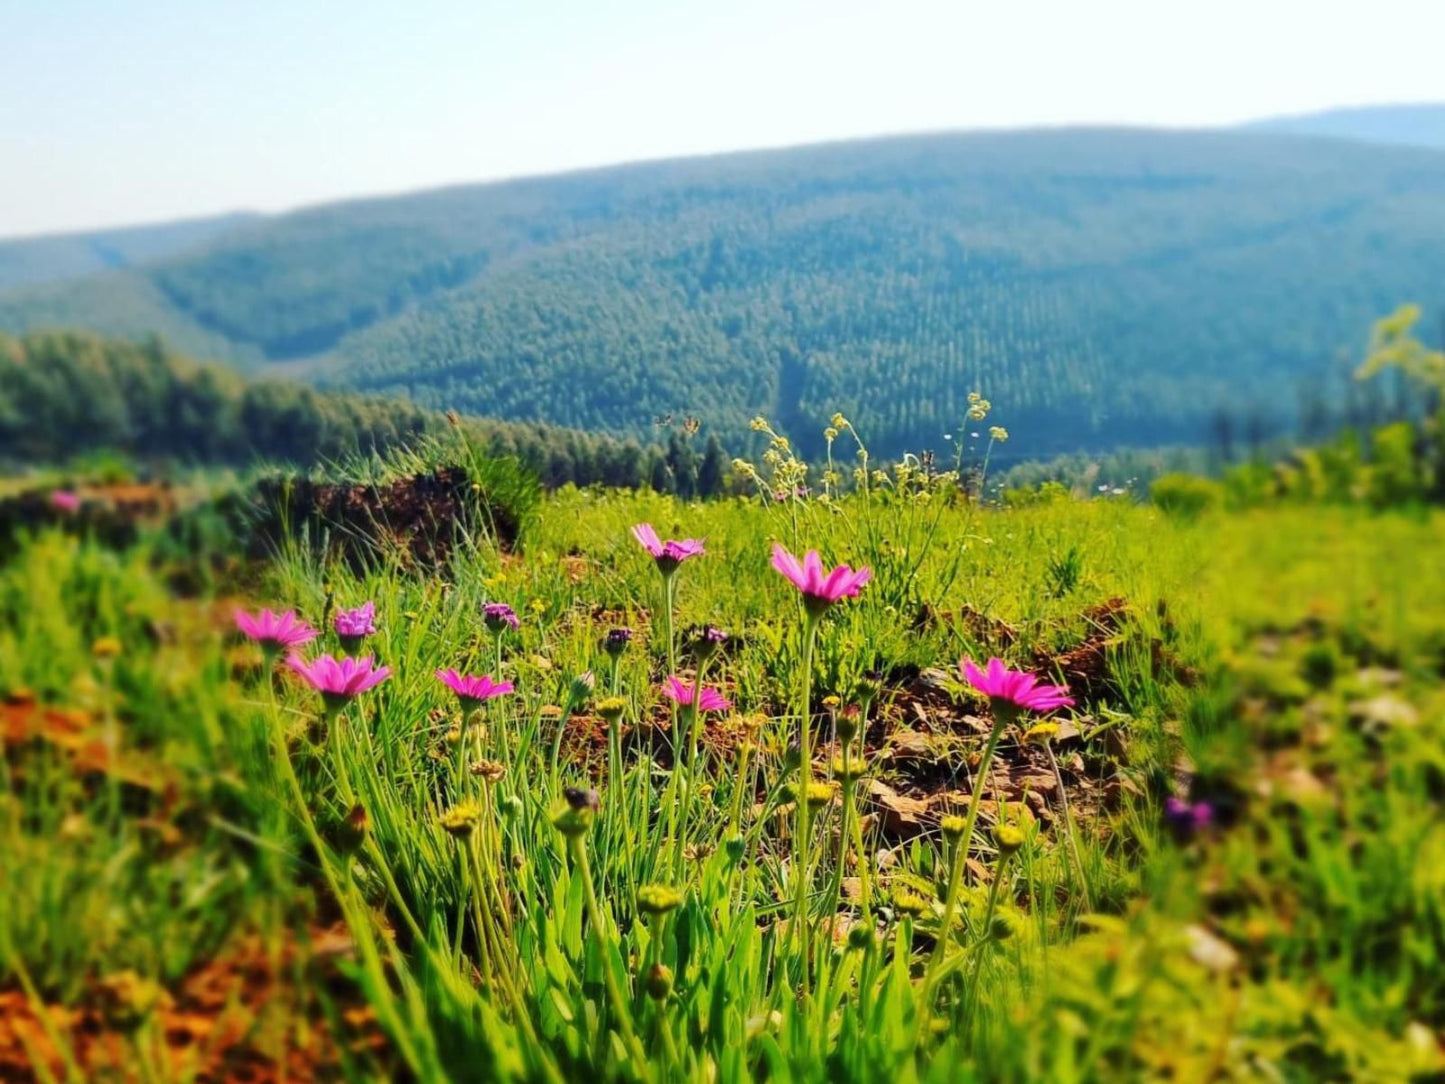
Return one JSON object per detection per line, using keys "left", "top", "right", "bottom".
{"left": 0, "top": 330, "right": 731, "bottom": 495}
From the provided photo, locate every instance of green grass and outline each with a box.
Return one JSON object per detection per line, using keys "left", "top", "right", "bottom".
{"left": 0, "top": 481, "right": 1442, "bottom": 1081}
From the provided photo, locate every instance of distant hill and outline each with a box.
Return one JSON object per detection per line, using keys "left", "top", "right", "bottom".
{"left": 3, "top": 127, "right": 1445, "bottom": 457}
{"left": 1244, "top": 103, "right": 1445, "bottom": 150}
{"left": 0, "top": 212, "right": 261, "bottom": 294}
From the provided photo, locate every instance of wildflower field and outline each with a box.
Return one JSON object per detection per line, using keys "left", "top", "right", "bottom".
{"left": 1, "top": 441, "right": 1443, "bottom": 1081}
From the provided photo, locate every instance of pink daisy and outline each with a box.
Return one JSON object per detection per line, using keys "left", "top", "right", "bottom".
{"left": 632, "top": 523, "right": 706, "bottom": 575}
{"left": 288, "top": 653, "right": 391, "bottom": 707}
{"left": 659, "top": 675, "right": 731, "bottom": 713}
{"left": 770, "top": 544, "right": 872, "bottom": 616}
{"left": 235, "top": 608, "right": 319, "bottom": 654}
{"left": 959, "top": 657, "right": 1074, "bottom": 716}
{"left": 435, "top": 669, "right": 514, "bottom": 710}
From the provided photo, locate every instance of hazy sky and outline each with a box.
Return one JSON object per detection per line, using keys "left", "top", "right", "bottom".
{"left": 3, "top": 0, "right": 1443, "bottom": 237}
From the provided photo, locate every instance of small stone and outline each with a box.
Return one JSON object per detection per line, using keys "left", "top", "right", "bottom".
{"left": 1184, "top": 924, "right": 1239, "bottom": 973}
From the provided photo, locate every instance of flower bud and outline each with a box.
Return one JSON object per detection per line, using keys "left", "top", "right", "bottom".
{"left": 689, "top": 624, "right": 729, "bottom": 663}
{"left": 470, "top": 759, "right": 506, "bottom": 783}
{"left": 724, "top": 834, "right": 746, "bottom": 863}
{"left": 805, "top": 781, "right": 837, "bottom": 809}
{"left": 570, "top": 671, "right": 596, "bottom": 703}
{"left": 940, "top": 815, "right": 968, "bottom": 841}
{"left": 831, "top": 756, "right": 866, "bottom": 783}
{"left": 855, "top": 670, "right": 883, "bottom": 709}
{"left": 636, "top": 883, "right": 685, "bottom": 916}
{"left": 553, "top": 787, "right": 599, "bottom": 837}
{"left": 483, "top": 602, "right": 520, "bottom": 635}
{"left": 552, "top": 805, "right": 593, "bottom": 838}
{"left": 645, "top": 963, "right": 673, "bottom": 1001}
{"left": 603, "top": 627, "right": 634, "bottom": 659}
{"left": 440, "top": 802, "right": 482, "bottom": 838}
{"left": 993, "top": 823, "right": 1025, "bottom": 857}
{"left": 500, "top": 794, "right": 524, "bottom": 819}
{"left": 596, "top": 696, "right": 627, "bottom": 723}
{"left": 335, "top": 802, "right": 368, "bottom": 854}
{"left": 988, "top": 911, "right": 1022, "bottom": 942}
{"left": 893, "top": 891, "right": 930, "bottom": 917}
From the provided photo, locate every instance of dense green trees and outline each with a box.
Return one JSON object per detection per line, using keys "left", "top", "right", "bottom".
{"left": 0, "top": 331, "right": 733, "bottom": 493}
{"left": 5, "top": 129, "right": 1445, "bottom": 457}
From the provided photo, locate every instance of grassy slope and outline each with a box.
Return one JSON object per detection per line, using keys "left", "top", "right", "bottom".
{"left": 5, "top": 130, "right": 1445, "bottom": 453}
{"left": 0, "top": 479, "right": 1441, "bottom": 1080}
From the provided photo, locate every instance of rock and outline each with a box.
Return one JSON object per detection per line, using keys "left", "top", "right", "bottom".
{"left": 1184, "top": 924, "right": 1239, "bottom": 973}
{"left": 884, "top": 730, "right": 947, "bottom": 763}
{"left": 1347, "top": 694, "right": 1418, "bottom": 734}
{"left": 916, "top": 667, "right": 953, "bottom": 690}
{"left": 1356, "top": 666, "right": 1404, "bottom": 689}
{"left": 865, "top": 780, "right": 930, "bottom": 837}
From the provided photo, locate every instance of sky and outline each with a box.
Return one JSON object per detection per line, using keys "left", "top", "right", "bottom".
{"left": 3, "top": 0, "right": 1444, "bottom": 238}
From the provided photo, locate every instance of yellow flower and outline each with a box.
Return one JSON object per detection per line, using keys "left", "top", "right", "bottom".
{"left": 989, "top": 426, "right": 1009, "bottom": 443}
{"left": 1023, "top": 722, "right": 1059, "bottom": 745}
{"left": 749, "top": 416, "right": 769, "bottom": 432}
{"left": 824, "top": 427, "right": 839, "bottom": 441}
{"left": 529, "top": 599, "right": 546, "bottom": 613}
{"left": 831, "top": 412, "right": 848, "bottom": 429}
{"left": 91, "top": 636, "right": 122, "bottom": 660}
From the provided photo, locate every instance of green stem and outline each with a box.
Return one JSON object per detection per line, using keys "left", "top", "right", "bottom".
{"left": 671, "top": 662, "right": 709, "bottom": 881}
{"left": 961, "top": 849, "right": 1013, "bottom": 1033}
{"left": 1045, "top": 742, "right": 1092, "bottom": 912}
{"left": 662, "top": 573, "right": 677, "bottom": 677}
{"left": 793, "top": 613, "right": 819, "bottom": 994}
{"left": 570, "top": 836, "right": 652, "bottom": 1082}
{"left": 267, "top": 712, "right": 427, "bottom": 1075}
{"left": 917, "top": 713, "right": 1008, "bottom": 1036}
{"left": 849, "top": 714, "right": 873, "bottom": 923}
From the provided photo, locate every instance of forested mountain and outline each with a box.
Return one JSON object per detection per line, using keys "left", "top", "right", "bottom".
{"left": 0, "top": 331, "right": 709, "bottom": 491}
{"left": 4, "top": 127, "right": 1445, "bottom": 456}
{"left": 0, "top": 212, "right": 260, "bottom": 293}
{"left": 1245, "top": 103, "right": 1445, "bottom": 150}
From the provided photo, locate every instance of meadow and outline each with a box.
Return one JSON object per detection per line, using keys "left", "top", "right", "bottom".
{"left": 0, "top": 424, "right": 1442, "bottom": 1082}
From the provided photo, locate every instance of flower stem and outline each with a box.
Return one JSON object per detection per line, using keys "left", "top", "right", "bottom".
{"left": 918, "top": 713, "right": 1007, "bottom": 1031}
{"left": 962, "top": 847, "right": 1013, "bottom": 1033}
{"left": 793, "top": 613, "right": 819, "bottom": 994}
{"left": 569, "top": 835, "right": 652, "bottom": 1082}
{"left": 1045, "top": 742, "right": 1092, "bottom": 911}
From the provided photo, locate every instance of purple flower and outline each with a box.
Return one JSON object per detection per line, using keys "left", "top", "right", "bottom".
{"left": 770, "top": 544, "right": 872, "bottom": 617}
{"left": 660, "top": 675, "right": 730, "bottom": 713}
{"left": 235, "top": 608, "right": 319, "bottom": 655}
{"left": 333, "top": 602, "right": 377, "bottom": 653}
{"left": 484, "top": 602, "right": 520, "bottom": 633}
{"left": 960, "top": 657, "right": 1074, "bottom": 716}
{"left": 436, "top": 669, "right": 514, "bottom": 711}
{"left": 604, "top": 627, "right": 635, "bottom": 658}
{"left": 632, "top": 523, "right": 706, "bottom": 576}
{"left": 1164, "top": 797, "right": 1214, "bottom": 833}
{"left": 288, "top": 653, "right": 391, "bottom": 708}
{"left": 50, "top": 490, "right": 81, "bottom": 514}
{"left": 690, "top": 624, "right": 729, "bottom": 662}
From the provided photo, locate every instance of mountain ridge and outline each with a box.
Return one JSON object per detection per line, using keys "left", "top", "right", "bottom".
{"left": 3, "top": 122, "right": 1445, "bottom": 455}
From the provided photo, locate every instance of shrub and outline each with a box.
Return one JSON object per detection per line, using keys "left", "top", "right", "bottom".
{"left": 1150, "top": 473, "right": 1222, "bottom": 519}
